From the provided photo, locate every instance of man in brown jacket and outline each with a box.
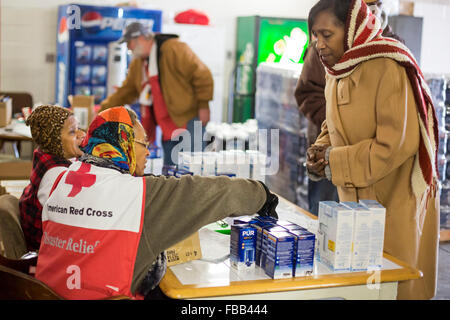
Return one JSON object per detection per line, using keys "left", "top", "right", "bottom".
{"left": 100, "top": 22, "right": 213, "bottom": 166}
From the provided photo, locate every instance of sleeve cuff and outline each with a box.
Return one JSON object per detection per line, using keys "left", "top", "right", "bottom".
{"left": 307, "top": 171, "right": 325, "bottom": 182}
{"left": 329, "top": 146, "right": 354, "bottom": 188}
{"left": 198, "top": 100, "right": 210, "bottom": 109}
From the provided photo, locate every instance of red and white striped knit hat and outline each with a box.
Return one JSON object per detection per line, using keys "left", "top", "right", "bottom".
{"left": 322, "top": 0, "right": 439, "bottom": 221}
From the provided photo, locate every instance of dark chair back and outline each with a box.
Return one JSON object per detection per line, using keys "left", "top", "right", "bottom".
{"left": 0, "top": 264, "right": 62, "bottom": 300}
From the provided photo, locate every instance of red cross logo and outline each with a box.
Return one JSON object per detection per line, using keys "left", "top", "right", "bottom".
{"left": 65, "top": 162, "right": 96, "bottom": 197}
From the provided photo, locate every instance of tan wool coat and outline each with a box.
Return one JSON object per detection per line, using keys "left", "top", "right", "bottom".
{"left": 314, "top": 57, "right": 439, "bottom": 300}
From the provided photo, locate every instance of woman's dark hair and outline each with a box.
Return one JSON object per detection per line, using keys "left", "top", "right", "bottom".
{"left": 308, "top": 0, "right": 352, "bottom": 39}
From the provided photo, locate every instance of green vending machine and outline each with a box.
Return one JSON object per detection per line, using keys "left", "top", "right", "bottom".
{"left": 232, "top": 16, "right": 309, "bottom": 123}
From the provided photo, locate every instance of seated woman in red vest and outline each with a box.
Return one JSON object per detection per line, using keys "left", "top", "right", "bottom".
{"left": 34, "top": 106, "right": 278, "bottom": 300}
{"left": 19, "top": 105, "right": 85, "bottom": 252}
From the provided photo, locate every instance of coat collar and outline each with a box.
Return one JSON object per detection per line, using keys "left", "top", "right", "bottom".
{"left": 348, "top": 63, "right": 363, "bottom": 86}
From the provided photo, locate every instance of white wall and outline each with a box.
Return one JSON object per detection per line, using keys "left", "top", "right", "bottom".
{"left": 1, "top": 0, "right": 449, "bottom": 114}
{"left": 0, "top": 0, "right": 316, "bottom": 118}
{"left": 413, "top": 1, "right": 450, "bottom": 76}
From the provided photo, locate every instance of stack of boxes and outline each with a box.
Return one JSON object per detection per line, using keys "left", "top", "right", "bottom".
{"left": 230, "top": 216, "right": 316, "bottom": 279}
{"left": 176, "top": 150, "right": 267, "bottom": 182}
{"left": 317, "top": 200, "right": 386, "bottom": 272}
{"left": 426, "top": 76, "right": 450, "bottom": 231}
{"left": 230, "top": 224, "right": 257, "bottom": 270}
{"left": 143, "top": 145, "right": 163, "bottom": 175}
{"left": 255, "top": 62, "right": 309, "bottom": 208}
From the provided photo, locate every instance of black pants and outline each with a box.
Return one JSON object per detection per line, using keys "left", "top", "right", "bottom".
{"left": 308, "top": 178, "right": 339, "bottom": 216}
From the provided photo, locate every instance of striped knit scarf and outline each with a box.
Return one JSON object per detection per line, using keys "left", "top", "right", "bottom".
{"left": 322, "top": 0, "right": 439, "bottom": 227}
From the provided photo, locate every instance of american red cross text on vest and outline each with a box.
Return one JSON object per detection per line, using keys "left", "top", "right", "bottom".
{"left": 64, "top": 163, "right": 96, "bottom": 197}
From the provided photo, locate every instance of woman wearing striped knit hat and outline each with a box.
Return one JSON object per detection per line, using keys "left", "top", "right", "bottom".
{"left": 305, "top": 0, "right": 439, "bottom": 299}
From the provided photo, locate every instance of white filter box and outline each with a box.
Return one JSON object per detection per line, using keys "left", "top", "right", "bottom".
{"left": 202, "top": 152, "right": 217, "bottom": 176}
{"left": 227, "top": 150, "right": 250, "bottom": 178}
{"left": 178, "top": 152, "right": 202, "bottom": 175}
{"left": 317, "top": 201, "right": 338, "bottom": 263}
{"left": 359, "top": 200, "right": 386, "bottom": 269}
{"left": 144, "top": 157, "right": 153, "bottom": 175}
{"left": 341, "top": 202, "right": 371, "bottom": 271}
{"left": 246, "top": 150, "right": 267, "bottom": 182}
{"left": 152, "top": 158, "right": 163, "bottom": 175}
{"left": 318, "top": 201, "right": 354, "bottom": 272}
{"left": 216, "top": 151, "right": 237, "bottom": 176}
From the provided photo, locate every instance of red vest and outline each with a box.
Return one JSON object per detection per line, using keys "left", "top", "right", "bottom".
{"left": 35, "top": 162, "right": 146, "bottom": 299}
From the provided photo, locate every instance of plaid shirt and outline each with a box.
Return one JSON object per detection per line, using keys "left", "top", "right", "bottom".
{"left": 19, "top": 148, "right": 71, "bottom": 251}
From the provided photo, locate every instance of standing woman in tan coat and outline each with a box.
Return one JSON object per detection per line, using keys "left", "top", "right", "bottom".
{"left": 306, "top": 0, "right": 440, "bottom": 299}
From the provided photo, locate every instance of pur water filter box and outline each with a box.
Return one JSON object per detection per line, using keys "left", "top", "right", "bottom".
{"left": 275, "top": 220, "right": 299, "bottom": 229}
{"left": 289, "top": 229, "right": 315, "bottom": 277}
{"left": 174, "top": 169, "right": 194, "bottom": 178}
{"left": 202, "top": 152, "right": 217, "bottom": 176}
{"left": 178, "top": 152, "right": 203, "bottom": 176}
{"left": 318, "top": 201, "right": 354, "bottom": 272}
{"left": 260, "top": 226, "right": 287, "bottom": 269}
{"left": 264, "top": 231, "right": 296, "bottom": 279}
{"left": 359, "top": 200, "right": 386, "bottom": 269}
{"left": 248, "top": 220, "right": 274, "bottom": 266}
{"left": 230, "top": 224, "right": 257, "bottom": 270}
{"left": 283, "top": 224, "right": 307, "bottom": 232}
{"left": 233, "top": 216, "right": 258, "bottom": 225}
{"left": 341, "top": 201, "right": 371, "bottom": 271}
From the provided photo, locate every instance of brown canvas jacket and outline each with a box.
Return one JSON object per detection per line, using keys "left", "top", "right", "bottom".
{"left": 100, "top": 36, "right": 213, "bottom": 127}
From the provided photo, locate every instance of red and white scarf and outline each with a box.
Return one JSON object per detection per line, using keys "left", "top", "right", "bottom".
{"left": 323, "top": 0, "right": 439, "bottom": 225}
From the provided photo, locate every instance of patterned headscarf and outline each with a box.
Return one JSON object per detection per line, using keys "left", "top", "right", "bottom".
{"left": 26, "top": 105, "right": 72, "bottom": 158}
{"left": 80, "top": 107, "right": 137, "bottom": 175}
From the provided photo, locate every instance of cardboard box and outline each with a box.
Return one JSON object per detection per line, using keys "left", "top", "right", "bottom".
{"left": 359, "top": 200, "right": 386, "bottom": 269}
{"left": 0, "top": 96, "right": 12, "bottom": 127}
{"left": 341, "top": 202, "right": 371, "bottom": 271}
{"left": 69, "top": 95, "right": 95, "bottom": 131}
{"left": 230, "top": 224, "right": 257, "bottom": 270}
{"left": 318, "top": 201, "right": 354, "bottom": 272}
{"left": 0, "top": 160, "right": 32, "bottom": 180}
{"left": 166, "top": 232, "right": 202, "bottom": 266}
{"left": 289, "top": 229, "right": 315, "bottom": 277}
{"left": 264, "top": 231, "right": 296, "bottom": 279}
{"left": 399, "top": 1, "right": 414, "bottom": 16}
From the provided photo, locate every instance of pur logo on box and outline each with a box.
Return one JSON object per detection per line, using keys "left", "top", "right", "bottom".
{"left": 243, "top": 230, "right": 255, "bottom": 237}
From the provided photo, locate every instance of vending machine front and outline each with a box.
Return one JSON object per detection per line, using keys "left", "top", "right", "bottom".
{"left": 55, "top": 4, "right": 162, "bottom": 108}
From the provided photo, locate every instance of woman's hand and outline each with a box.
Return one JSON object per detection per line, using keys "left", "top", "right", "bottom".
{"left": 306, "top": 144, "right": 329, "bottom": 177}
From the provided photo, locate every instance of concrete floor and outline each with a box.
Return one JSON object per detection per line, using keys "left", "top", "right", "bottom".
{"left": 434, "top": 242, "right": 450, "bottom": 300}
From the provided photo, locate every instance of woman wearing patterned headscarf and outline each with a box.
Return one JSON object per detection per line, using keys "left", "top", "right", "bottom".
{"left": 19, "top": 105, "right": 85, "bottom": 251}
{"left": 34, "top": 106, "right": 279, "bottom": 300}
{"left": 305, "top": 0, "right": 439, "bottom": 299}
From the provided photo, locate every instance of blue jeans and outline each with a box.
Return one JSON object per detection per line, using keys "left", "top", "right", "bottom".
{"left": 162, "top": 117, "right": 206, "bottom": 166}
{"left": 308, "top": 178, "right": 339, "bottom": 216}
